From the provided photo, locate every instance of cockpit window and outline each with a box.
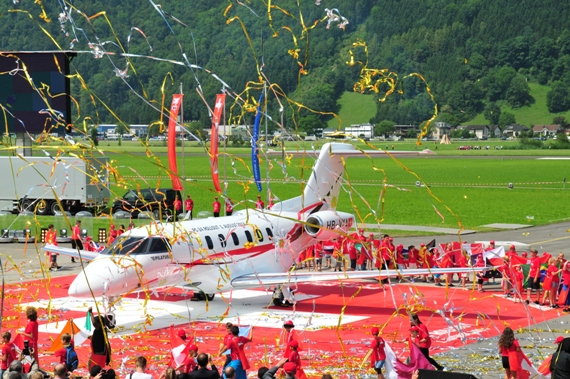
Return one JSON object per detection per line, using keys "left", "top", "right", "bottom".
{"left": 147, "top": 238, "right": 171, "bottom": 253}
{"left": 101, "top": 237, "right": 148, "bottom": 255}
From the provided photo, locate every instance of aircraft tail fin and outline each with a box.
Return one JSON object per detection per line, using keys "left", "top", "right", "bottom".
{"left": 272, "top": 143, "right": 357, "bottom": 214}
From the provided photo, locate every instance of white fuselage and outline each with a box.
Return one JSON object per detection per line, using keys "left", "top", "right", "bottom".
{"left": 68, "top": 209, "right": 314, "bottom": 298}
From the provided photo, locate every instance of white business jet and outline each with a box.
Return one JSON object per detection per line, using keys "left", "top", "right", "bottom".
{"left": 43, "top": 143, "right": 485, "bottom": 308}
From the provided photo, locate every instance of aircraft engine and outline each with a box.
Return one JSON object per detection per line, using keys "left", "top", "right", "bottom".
{"left": 304, "top": 211, "right": 355, "bottom": 241}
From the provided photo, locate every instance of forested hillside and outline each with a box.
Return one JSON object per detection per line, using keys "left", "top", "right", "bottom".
{"left": 1, "top": 0, "right": 570, "bottom": 134}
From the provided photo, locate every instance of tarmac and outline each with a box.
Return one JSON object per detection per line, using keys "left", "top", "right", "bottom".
{"left": 2, "top": 220, "right": 570, "bottom": 378}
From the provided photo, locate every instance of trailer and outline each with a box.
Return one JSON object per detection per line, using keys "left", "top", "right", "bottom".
{"left": 0, "top": 156, "right": 110, "bottom": 215}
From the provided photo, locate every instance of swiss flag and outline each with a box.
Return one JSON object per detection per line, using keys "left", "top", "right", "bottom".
{"left": 169, "top": 325, "right": 192, "bottom": 367}
{"left": 509, "top": 349, "right": 546, "bottom": 379}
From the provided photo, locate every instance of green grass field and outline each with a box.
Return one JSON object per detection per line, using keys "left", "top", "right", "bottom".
{"left": 466, "top": 82, "right": 570, "bottom": 126}
{"left": 327, "top": 91, "right": 376, "bottom": 129}
{"left": 1, "top": 138, "right": 570, "bottom": 237}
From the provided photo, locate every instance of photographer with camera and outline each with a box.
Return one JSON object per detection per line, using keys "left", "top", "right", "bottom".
{"left": 188, "top": 354, "right": 219, "bottom": 379}
{"left": 18, "top": 308, "right": 39, "bottom": 362}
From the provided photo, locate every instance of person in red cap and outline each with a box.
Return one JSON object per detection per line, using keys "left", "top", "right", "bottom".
{"left": 280, "top": 320, "right": 299, "bottom": 358}
{"left": 287, "top": 340, "right": 306, "bottom": 379}
{"left": 282, "top": 362, "right": 297, "bottom": 379}
{"left": 255, "top": 195, "right": 264, "bottom": 210}
{"left": 178, "top": 329, "right": 187, "bottom": 341}
{"left": 213, "top": 196, "right": 221, "bottom": 218}
{"left": 218, "top": 325, "right": 253, "bottom": 379}
{"left": 525, "top": 249, "right": 542, "bottom": 305}
{"left": 176, "top": 344, "right": 199, "bottom": 373}
{"left": 486, "top": 240, "right": 496, "bottom": 251}
{"left": 368, "top": 327, "right": 386, "bottom": 379}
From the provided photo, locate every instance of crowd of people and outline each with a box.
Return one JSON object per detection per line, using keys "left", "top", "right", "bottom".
{"left": 0, "top": 310, "right": 341, "bottom": 379}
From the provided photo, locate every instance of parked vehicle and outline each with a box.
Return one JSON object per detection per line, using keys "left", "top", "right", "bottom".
{"left": 0, "top": 156, "right": 110, "bottom": 215}
{"left": 111, "top": 188, "right": 181, "bottom": 218}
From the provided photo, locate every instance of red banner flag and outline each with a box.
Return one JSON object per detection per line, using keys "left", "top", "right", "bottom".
{"left": 210, "top": 94, "right": 225, "bottom": 193}
{"left": 167, "top": 94, "right": 184, "bottom": 191}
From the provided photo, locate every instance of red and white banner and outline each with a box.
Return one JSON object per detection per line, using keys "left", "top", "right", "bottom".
{"left": 167, "top": 94, "right": 184, "bottom": 191}
{"left": 210, "top": 94, "right": 225, "bottom": 193}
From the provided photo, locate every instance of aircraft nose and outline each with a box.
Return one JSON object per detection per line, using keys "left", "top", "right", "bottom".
{"left": 67, "top": 258, "right": 124, "bottom": 298}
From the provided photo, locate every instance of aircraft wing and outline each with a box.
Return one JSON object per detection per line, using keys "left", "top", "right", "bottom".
{"left": 230, "top": 266, "right": 492, "bottom": 289}
{"left": 40, "top": 246, "right": 100, "bottom": 261}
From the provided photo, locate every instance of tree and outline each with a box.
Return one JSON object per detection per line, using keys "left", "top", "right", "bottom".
{"left": 553, "top": 116, "right": 569, "bottom": 128}
{"left": 483, "top": 103, "right": 501, "bottom": 125}
{"left": 498, "top": 112, "right": 516, "bottom": 128}
{"left": 375, "top": 120, "right": 396, "bottom": 137}
{"left": 506, "top": 75, "right": 533, "bottom": 108}
{"left": 115, "top": 123, "right": 128, "bottom": 137}
{"left": 546, "top": 81, "right": 570, "bottom": 113}
{"left": 298, "top": 115, "right": 325, "bottom": 136}
{"left": 89, "top": 127, "right": 99, "bottom": 147}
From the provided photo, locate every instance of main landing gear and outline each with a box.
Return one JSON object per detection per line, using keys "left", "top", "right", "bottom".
{"left": 272, "top": 286, "right": 296, "bottom": 307}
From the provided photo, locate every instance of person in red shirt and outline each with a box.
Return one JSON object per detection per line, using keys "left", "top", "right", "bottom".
{"left": 173, "top": 195, "right": 182, "bottom": 213}
{"left": 45, "top": 224, "right": 61, "bottom": 271}
{"left": 512, "top": 265, "right": 525, "bottom": 303}
{"left": 225, "top": 198, "right": 234, "bottom": 216}
{"left": 525, "top": 249, "right": 542, "bottom": 305}
{"left": 185, "top": 195, "right": 194, "bottom": 220}
{"left": 475, "top": 254, "right": 486, "bottom": 292}
{"left": 395, "top": 244, "right": 407, "bottom": 270}
{"left": 411, "top": 314, "right": 443, "bottom": 371}
{"left": 213, "top": 196, "right": 221, "bottom": 218}
{"left": 71, "top": 220, "right": 82, "bottom": 262}
{"left": 280, "top": 320, "right": 299, "bottom": 359}
{"left": 268, "top": 197, "right": 275, "bottom": 210}
{"left": 456, "top": 251, "right": 470, "bottom": 288}
{"left": 108, "top": 224, "right": 118, "bottom": 246}
{"left": 255, "top": 195, "right": 264, "bottom": 210}
{"left": 498, "top": 257, "right": 513, "bottom": 297}
{"left": 314, "top": 242, "right": 323, "bottom": 271}
{"left": 222, "top": 322, "right": 233, "bottom": 368}
{"left": 368, "top": 327, "right": 386, "bottom": 379}
{"left": 218, "top": 325, "right": 253, "bottom": 379}
{"left": 498, "top": 327, "right": 520, "bottom": 379}
{"left": 333, "top": 238, "right": 344, "bottom": 272}
{"left": 345, "top": 239, "right": 357, "bottom": 271}
{"left": 176, "top": 344, "right": 198, "bottom": 373}
{"left": 0, "top": 331, "right": 17, "bottom": 377}
{"left": 542, "top": 257, "right": 562, "bottom": 308}
{"left": 19, "top": 306, "right": 39, "bottom": 361}
{"left": 305, "top": 245, "right": 315, "bottom": 271}
{"left": 288, "top": 340, "right": 306, "bottom": 379}
{"left": 506, "top": 244, "right": 518, "bottom": 259}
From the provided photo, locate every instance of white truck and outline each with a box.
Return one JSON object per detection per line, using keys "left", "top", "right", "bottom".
{"left": 0, "top": 155, "right": 110, "bottom": 215}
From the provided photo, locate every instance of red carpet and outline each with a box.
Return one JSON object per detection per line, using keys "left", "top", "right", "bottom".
{"left": 1, "top": 276, "right": 559, "bottom": 378}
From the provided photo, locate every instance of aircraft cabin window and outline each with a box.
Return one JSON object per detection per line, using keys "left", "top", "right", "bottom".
{"left": 244, "top": 230, "right": 253, "bottom": 243}
{"left": 218, "top": 234, "right": 227, "bottom": 248}
{"left": 255, "top": 228, "right": 264, "bottom": 242}
{"left": 230, "top": 232, "right": 239, "bottom": 246}
{"left": 266, "top": 228, "right": 273, "bottom": 238}
{"left": 205, "top": 235, "right": 214, "bottom": 249}
{"left": 102, "top": 237, "right": 148, "bottom": 255}
{"left": 147, "top": 238, "right": 170, "bottom": 253}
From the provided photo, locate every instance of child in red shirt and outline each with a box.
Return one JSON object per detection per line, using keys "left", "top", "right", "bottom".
{"left": 498, "top": 327, "right": 520, "bottom": 379}
{"left": 288, "top": 340, "right": 306, "bottom": 379}
{"left": 542, "top": 257, "right": 562, "bottom": 308}
{"left": 0, "top": 331, "right": 17, "bottom": 377}
{"left": 53, "top": 333, "right": 72, "bottom": 364}
{"left": 368, "top": 327, "right": 386, "bottom": 379}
